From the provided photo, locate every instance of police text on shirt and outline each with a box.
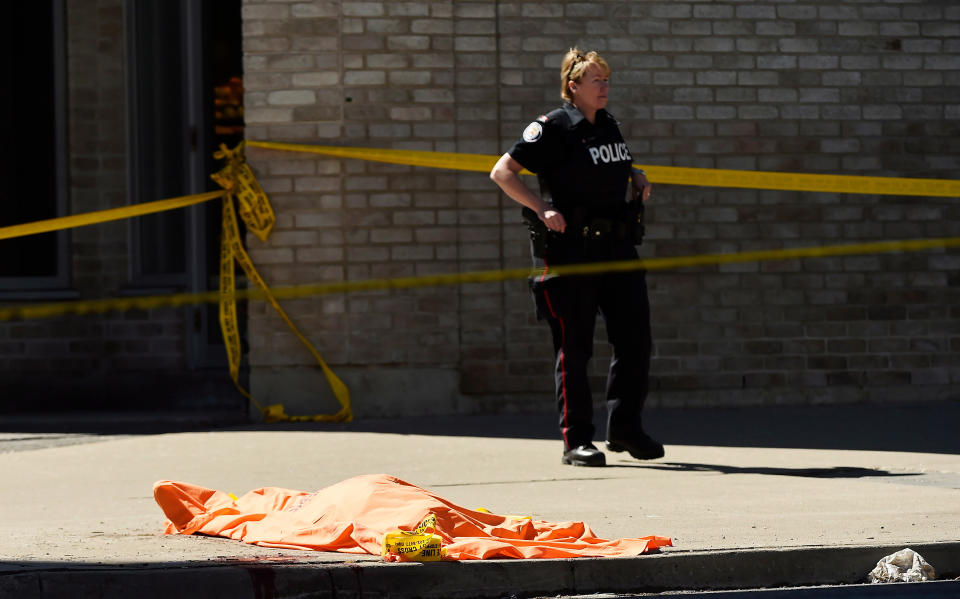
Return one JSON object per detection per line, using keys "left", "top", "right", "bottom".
{"left": 587, "top": 142, "right": 631, "bottom": 165}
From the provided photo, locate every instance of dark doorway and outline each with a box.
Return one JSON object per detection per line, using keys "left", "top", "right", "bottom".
{"left": 126, "top": 0, "right": 244, "bottom": 369}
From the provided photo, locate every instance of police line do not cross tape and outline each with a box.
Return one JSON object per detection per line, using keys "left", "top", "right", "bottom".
{"left": 1, "top": 140, "right": 958, "bottom": 326}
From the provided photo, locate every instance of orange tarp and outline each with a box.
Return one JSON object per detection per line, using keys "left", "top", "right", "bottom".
{"left": 154, "top": 473, "right": 672, "bottom": 560}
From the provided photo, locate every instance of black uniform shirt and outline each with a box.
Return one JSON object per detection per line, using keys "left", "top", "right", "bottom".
{"left": 508, "top": 102, "right": 633, "bottom": 220}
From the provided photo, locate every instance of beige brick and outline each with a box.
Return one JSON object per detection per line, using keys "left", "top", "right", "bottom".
{"left": 245, "top": 107, "right": 294, "bottom": 123}
{"left": 292, "top": 72, "right": 339, "bottom": 86}
{"left": 392, "top": 211, "right": 436, "bottom": 225}
{"left": 412, "top": 88, "right": 454, "bottom": 103}
{"left": 348, "top": 246, "right": 390, "bottom": 261}
{"left": 296, "top": 212, "right": 343, "bottom": 228}
{"left": 246, "top": 37, "right": 290, "bottom": 52}
{"left": 390, "top": 106, "right": 433, "bottom": 121}
{"left": 387, "top": 35, "right": 431, "bottom": 50}
{"left": 243, "top": 4, "right": 290, "bottom": 20}
{"left": 291, "top": 3, "right": 339, "bottom": 18}
{"left": 344, "top": 70, "right": 386, "bottom": 85}
{"left": 388, "top": 2, "right": 429, "bottom": 17}
{"left": 416, "top": 228, "right": 459, "bottom": 243}
{"left": 294, "top": 177, "right": 340, "bottom": 192}
{"left": 369, "top": 123, "right": 412, "bottom": 138}
{"left": 370, "top": 228, "right": 414, "bottom": 243}
{"left": 412, "top": 19, "right": 453, "bottom": 34}
{"left": 267, "top": 89, "right": 316, "bottom": 105}
{"left": 269, "top": 230, "right": 321, "bottom": 246}
{"left": 345, "top": 176, "right": 389, "bottom": 190}
{"left": 455, "top": 36, "right": 497, "bottom": 52}
{"left": 390, "top": 71, "right": 432, "bottom": 85}
{"left": 259, "top": 177, "right": 293, "bottom": 193}
{"left": 296, "top": 247, "right": 345, "bottom": 262}
{"left": 391, "top": 245, "right": 434, "bottom": 260}
{"left": 455, "top": 3, "right": 495, "bottom": 18}
{"left": 368, "top": 53, "right": 409, "bottom": 68}
{"left": 248, "top": 247, "right": 295, "bottom": 264}
{"left": 266, "top": 54, "right": 315, "bottom": 70}
{"left": 342, "top": 2, "right": 385, "bottom": 17}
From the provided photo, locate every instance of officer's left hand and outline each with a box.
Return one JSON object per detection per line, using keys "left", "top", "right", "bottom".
{"left": 632, "top": 171, "right": 652, "bottom": 203}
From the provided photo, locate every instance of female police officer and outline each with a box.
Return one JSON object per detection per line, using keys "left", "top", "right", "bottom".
{"left": 490, "top": 48, "right": 663, "bottom": 467}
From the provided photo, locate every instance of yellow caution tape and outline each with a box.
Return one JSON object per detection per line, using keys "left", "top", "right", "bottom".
{"left": 381, "top": 514, "right": 446, "bottom": 562}
{"left": 212, "top": 143, "right": 276, "bottom": 242}
{"left": 641, "top": 165, "right": 960, "bottom": 197}
{"left": 3, "top": 236, "right": 958, "bottom": 322}
{"left": 0, "top": 191, "right": 226, "bottom": 241}
{"left": 246, "top": 140, "right": 960, "bottom": 198}
{"left": 0, "top": 142, "right": 350, "bottom": 424}
{"left": 2, "top": 140, "right": 957, "bottom": 425}
{"left": 211, "top": 142, "right": 351, "bottom": 423}
{"left": 247, "top": 140, "right": 516, "bottom": 174}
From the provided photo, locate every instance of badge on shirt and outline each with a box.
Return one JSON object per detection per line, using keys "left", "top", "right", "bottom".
{"left": 522, "top": 121, "right": 543, "bottom": 143}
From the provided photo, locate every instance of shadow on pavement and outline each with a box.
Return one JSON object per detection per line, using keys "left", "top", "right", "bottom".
{"left": 0, "top": 410, "right": 248, "bottom": 435}
{"left": 643, "top": 402, "right": 960, "bottom": 456}
{"left": 612, "top": 462, "right": 921, "bottom": 480}
{"left": 1, "top": 402, "right": 957, "bottom": 455}
{"left": 256, "top": 401, "right": 960, "bottom": 455}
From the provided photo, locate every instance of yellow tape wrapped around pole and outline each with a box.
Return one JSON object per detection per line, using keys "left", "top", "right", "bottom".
{"left": 212, "top": 143, "right": 352, "bottom": 423}
{"left": 246, "top": 140, "right": 960, "bottom": 198}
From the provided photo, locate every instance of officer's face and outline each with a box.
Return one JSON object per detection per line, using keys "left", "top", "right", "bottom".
{"left": 569, "top": 64, "right": 610, "bottom": 114}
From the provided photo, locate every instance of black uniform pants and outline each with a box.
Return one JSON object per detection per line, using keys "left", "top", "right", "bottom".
{"left": 532, "top": 264, "right": 652, "bottom": 450}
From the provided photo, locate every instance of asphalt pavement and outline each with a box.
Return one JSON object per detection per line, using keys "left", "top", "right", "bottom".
{"left": 0, "top": 401, "right": 958, "bottom": 598}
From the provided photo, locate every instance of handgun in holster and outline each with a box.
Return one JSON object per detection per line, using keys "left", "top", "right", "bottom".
{"left": 625, "top": 199, "right": 645, "bottom": 246}
{"left": 521, "top": 207, "right": 548, "bottom": 258}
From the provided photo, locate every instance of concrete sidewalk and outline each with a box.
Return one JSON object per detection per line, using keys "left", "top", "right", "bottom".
{"left": 1, "top": 403, "right": 958, "bottom": 597}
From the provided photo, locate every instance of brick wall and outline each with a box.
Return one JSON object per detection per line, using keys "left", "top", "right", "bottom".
{"left": 242, "top": 0, "right": 959, "bottom": 417}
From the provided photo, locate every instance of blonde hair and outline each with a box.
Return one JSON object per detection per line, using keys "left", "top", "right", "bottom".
{"left": 560, "top": 48, "right": 611, "bottom": 102}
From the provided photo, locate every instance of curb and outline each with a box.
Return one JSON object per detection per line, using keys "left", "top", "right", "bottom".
{"left": 2, "top": 541, "right": 958, "bottom": 598}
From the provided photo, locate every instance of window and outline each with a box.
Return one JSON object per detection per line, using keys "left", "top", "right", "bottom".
{"left": 0, "top": 0, "right": 68, "bottom": 291}
{"left": 126, "top": 0, "right": 191, "bottom": 283}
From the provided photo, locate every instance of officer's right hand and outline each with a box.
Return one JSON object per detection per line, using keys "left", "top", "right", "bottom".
{"left": 540, "top": 209, "right": 566, "bottom": 233}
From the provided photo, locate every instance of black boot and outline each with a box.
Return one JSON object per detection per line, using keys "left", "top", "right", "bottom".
{"left": 561, "top": 443, "right": 606, "bottom": 467}
{"left": 606, "top": 430, "right": 664, "bottom": 460}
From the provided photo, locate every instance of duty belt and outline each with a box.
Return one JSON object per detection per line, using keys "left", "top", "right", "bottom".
{"left": 522, "top": 203, "right": 645, "bottom": 258}
{"left": 579, "top": 216, "right": 627, "bottom": 240}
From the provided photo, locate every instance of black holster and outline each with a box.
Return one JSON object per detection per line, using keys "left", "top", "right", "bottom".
{"left": 624, "top": 199, "right": 645, "bottom": 246}
{"left": 522, "top": 207, "right": 548, "bottom": 258}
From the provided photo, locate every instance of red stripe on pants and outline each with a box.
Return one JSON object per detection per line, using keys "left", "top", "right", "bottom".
{"left": 540, "top": 263, "right": 571, "bottom": 449}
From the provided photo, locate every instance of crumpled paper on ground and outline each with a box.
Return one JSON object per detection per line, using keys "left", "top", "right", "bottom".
{"left": 868, "top": 548, "right": 936, "bottom": 583}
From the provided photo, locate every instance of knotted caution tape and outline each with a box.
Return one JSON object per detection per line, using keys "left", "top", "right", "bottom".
{"left": 381, "top": 513, "right": 446, "bottom": 562}
{"left": 210, "top": 142, "right": 351, "bottom": 423}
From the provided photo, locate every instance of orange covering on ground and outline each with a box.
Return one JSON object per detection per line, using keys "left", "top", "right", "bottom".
{"left": 154, "top": 473, "right": 671, "bottom": 560}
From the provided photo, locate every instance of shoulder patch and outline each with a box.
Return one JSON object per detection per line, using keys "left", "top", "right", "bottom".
{"left": 536, "top": 115, "right": 549, "bottom": 123}
{"left": 522, "top": 121, "right": 543, "bottom": 143}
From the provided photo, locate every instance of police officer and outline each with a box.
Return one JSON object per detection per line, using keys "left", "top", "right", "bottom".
{"left": 490, "top": 48, "right": 663, "bottom": 467}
